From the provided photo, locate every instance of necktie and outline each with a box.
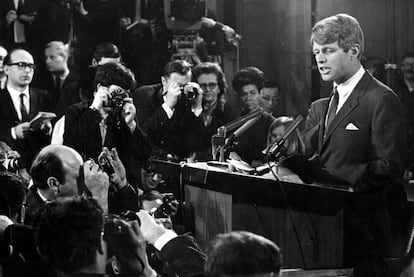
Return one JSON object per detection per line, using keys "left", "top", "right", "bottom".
{"left": 325, "top": 87, "right": 339, "bottom": 136}
{"left": 55, "top": 77, "right": 62, "bottom": 91}
{"left": 17, "top": 0, "right": 24, "bottom": 14}
{"left": 20, "top": 93, "right": 29, "bottom": 122}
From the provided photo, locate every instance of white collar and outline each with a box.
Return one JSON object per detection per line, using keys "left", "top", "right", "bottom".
{"left": 7, "top": 83, "right": 29, "bottom": 99}
{"left": 334, "top": 66, "right": 365, "bottom": 96}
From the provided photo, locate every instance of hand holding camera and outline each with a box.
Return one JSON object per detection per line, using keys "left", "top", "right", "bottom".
{"left": 104, "top": 212, "right": 154, "bottom": 275}
{"left": 183, "top": 81, "right": 203, "bottom": 111}
{"left": 121, "top": 98, "right": 137, "bottom": 132}
{"left": 83, "top": 159, "right": 110, "bottom": 212}
{"left": 91, "top": 85, "right": 110, "bottom": 110}
{"left": 98, "top": 147, "right": 127, "bottom": 190}
{"left": 163, "top": 80, "right": 182, "bottom": 110}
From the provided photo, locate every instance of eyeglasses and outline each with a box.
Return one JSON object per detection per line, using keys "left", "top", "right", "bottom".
{"left": 7, "top": 62, "right": 36, "bottom": 70}
{"left": 199, "top": 82, "right": 218, "bottom": 91}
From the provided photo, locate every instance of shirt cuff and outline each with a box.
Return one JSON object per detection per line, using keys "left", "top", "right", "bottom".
{"left": 192, "top": 106, "right": 202, "bottom": 117}
{"left": 153, "top": 229, "right": 177, "bottom": 251}
{"left": 11, "top": 127, "right": 17, "bottom": 140}
{"left": 162, "top": 103, "right": 174, "bottom": 119}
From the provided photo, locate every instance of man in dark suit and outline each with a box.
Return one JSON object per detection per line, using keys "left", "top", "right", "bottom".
{"left": 0, "top": 48, "right": 52, "bottom": 169}
{"left": 62, "top": 62, "right": 151, "bottom": 189}
{"left": 302, "top": 14, "right": 408, "bottom": 276}
{"left": 33, "top": 41, "right": 79, "bottom": 116}
{"left": 132, "top": 60, "right": 205, "bottom": 161}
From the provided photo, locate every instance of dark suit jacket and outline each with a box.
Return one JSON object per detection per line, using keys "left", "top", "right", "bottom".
{"left": 302, "top": 71, "right": 408, "bottom": 259}
{"left": 0, "top": 0, "right": 45, "bottom": 48}
{"left": 132, "top": 84, "right": 205, "bottom": 159}
{"left": 33, "top": 71, "right": 80, "bottom": 112}
{"left": 63, "top": 101, "right": 151, "bottom": 188}
{"left": 303, "top": 71, "right": 406, "bottom": 188}
{"left": 0, "top": 87, "right": 52, "bottom": 167}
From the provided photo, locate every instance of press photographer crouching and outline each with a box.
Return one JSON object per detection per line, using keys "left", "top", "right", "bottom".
{"left": 62, "top": 62, "right": 151, "bottom": 190}
{"left": 132, "top": 60, "right": 205, "bottom": 162}
{"left": 25, "top": 145, "right": 140, "bottom": 225}
{"left": 32, "top": 197, "right": 205, "bottom": 277}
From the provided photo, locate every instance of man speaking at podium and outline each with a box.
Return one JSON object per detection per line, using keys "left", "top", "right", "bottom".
{"left": 302, "top": 14, "right": 408, "bottom": 276}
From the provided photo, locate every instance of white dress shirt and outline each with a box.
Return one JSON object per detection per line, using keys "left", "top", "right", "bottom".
{"left": 7, "top": 84, "right": 30, "bottom": 121}
{"left": 333, "top": 66, "right": 365, "bottom": 114}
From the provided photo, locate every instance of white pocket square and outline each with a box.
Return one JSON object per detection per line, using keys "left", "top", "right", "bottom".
{"left": 345, "top": 123, "right": 359, "bottom": 130}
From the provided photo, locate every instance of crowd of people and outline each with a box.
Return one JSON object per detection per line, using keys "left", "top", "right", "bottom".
{"left": 0, "top": 4, "right": 414, "bottom": 277}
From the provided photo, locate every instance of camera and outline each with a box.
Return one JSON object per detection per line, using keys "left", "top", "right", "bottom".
{"left": 104, "top": 211, "right": 141, "bottom": 257}
{"left": 153, "top": 193, "right": 178, "bottom": 218}
{"left": 1, "top": 156, "right": 21, "bottom": 172}
{"left": 106, "top": 88, "right": 130, "bottom": 110}
{"left": 181, "top": 85, "right": 198, "bottom": 101}
{"left": 164, "top": 0, "right": 205, "bottom": 31}
{"left": 98, "top": 153, "right": 115, "bottom": 175}
{"left": 104, "top": 211, "right": 140, "bottom": 237}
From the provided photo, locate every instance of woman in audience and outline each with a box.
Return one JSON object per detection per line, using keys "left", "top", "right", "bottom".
{"left": 192, "top": 62, "right": 236, "bottom": 161}
{"left": 230, "top": 67, "right": 275, "bottom": 165}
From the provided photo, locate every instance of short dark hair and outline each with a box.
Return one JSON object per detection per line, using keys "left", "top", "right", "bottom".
{"left": 30, "top": 151, "right": 65, "bottom": 190}
{"left": 162, "top": 60, "right": 192, "bottom": 77}
{"left": 33, "top": 197, "right": 104, "bottom": 273}
{"left": 232, "top": 66, "right": 265, "bottom": 93}
{"left": 93, "top": 62, "right": 136, "bottom": 92}
{"left": 0, "top": 172, "right": 27, "bottom": 218}
{"left": 93, "top": 42, "right": 120, "bottom": 62}
{"left": 205, "top": 231, "right": 282, "bottom": 277}
{"left": 192, "top": 62, "right": 227, "bottom": 97}
{"left": 310, "top": 13, "right": 364, "bottom": 59}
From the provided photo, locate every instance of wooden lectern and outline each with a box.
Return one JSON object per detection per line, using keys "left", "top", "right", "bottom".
{"left": 151, "top": 160, "right": 354, "bottom": 269}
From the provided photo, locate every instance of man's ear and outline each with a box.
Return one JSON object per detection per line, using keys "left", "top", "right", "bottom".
{"left": 161, "top": 76, "right": 167, "bottom": 91}
{"left": 46, "top": 177, "right": 59, "bottom": 192}
{"left": 3, "top": 65, "right": 9, "bottom": 75}
{"left": 92, "top": 58, "right": 98, "bottom": 66}
{"left": 349, "top": 44, "right": 361, "bottom": 58}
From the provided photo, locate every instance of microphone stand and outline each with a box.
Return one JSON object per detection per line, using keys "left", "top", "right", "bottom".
{"left": 266, "top": 115, "right": 303, "bottom": 162}
{"left": 211, "top": 108, "right": 263, "bottom": 162}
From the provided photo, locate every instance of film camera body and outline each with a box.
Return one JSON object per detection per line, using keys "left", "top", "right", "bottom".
{"left": 181, "top": 84, "right": 199, "bottom": 101}
{"left": 106, "top": 88, "right": 130, "bottom": 110}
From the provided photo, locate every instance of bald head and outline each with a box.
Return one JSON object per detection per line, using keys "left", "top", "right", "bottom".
{"left": 4, "top": 49, "right": 35, "bottom": 89}
{"left": 31, "top": 145, "right": 84, "bottom": 199}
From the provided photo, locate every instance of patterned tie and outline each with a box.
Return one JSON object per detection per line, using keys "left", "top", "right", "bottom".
{"left": 20, "top": 93, "right": 29, "bottom": 122}
{"left": 324, "top": 87, "right": 339, "bottom": 137}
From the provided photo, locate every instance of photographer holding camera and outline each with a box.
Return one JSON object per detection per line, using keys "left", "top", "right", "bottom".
{"left": 61, "top": 62, "right": 151, "bottom": 189}
{"left": 132, "top": 60, "right": 204, "bottom": 161}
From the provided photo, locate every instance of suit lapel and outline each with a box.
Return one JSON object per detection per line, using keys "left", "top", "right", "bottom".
{"left": 29, "top": 88, "right": 39, "bottom": 119}
{"left": 322, "top": 71, "right": 372, "bottom": 146}
{"left": 2, "top": 89, "right": 20, "bottom": 122}
{"left": 318, "top": 99, "right": 330, "bottom": 150}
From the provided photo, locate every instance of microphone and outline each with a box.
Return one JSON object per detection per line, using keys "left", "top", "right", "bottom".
{"left": 267, "top": 115, "right": 304, "bottom": 159}
{"left": 201, "top": 17, "right": 242, "bottom": 43}
{"left": 229, "top": 116, "right": 261, "bottom": 140}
